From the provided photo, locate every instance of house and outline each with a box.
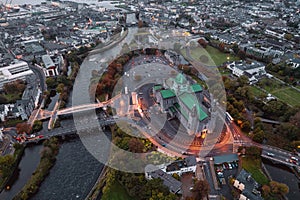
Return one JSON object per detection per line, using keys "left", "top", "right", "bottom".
{"left": 233, "top": 169, "right": 264, "bottom": 200}
{"left": 145, "top": 166, "right": 182, "bottom": 194}
{"left": 161, "top": 156, "right": 197, "bottom": 176}
{"left": 287, "top": 57, "right": 300, "bottom": 69}
{"left": 0, "top": 104, "right": 20, "bottom": 122}
{"left": 154, "top": 73, "right": 209, "bottom": 137}
{"left": 227, "top": 60, "right": 266, "bottom": 84}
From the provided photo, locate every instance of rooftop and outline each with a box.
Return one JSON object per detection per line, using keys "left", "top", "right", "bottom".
{"left": 160, "top": 89, "right": 176, "bottom": 99}
{"left": 178, "top": 92, "right": 208, "bottom": 121}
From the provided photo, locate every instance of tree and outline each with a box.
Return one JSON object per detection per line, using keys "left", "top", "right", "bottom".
{"left": 270, "top": 181, "right": 289, "bottom": 195}
{"left": 284, "top": 33, "right": 293, "bottom": 40}
{"left": 192, "top": 180, "right": 210, "bottom": 200}
{"left": 32, "top": 120, "right": 43, "bottom": 133}
{"left": 252, "top": 129, "right": 264, "bottom": 143}
{"left": 262, "top": 185, "right": 271, "bottom": 197}
{"left": 0, "top": 94, "right": 8, "bottom": 104}
{"left": 241, "top": 121, "right": 251, "bottom": 132}
{"left": 197, "top": 38, "right": 208, "bottom": 48}
{"left": 16, "top": 122, "right": 31, "bottom": 134}
{"left": 46, "top": 77, "right": 57, "bottom": 89}
{"left": 128, "top": 138, "right": 144, "bottom": 153}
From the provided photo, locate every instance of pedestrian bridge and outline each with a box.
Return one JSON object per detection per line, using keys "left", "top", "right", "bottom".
{"left": 35, "top": 94, "right": 121, "bottom": 121}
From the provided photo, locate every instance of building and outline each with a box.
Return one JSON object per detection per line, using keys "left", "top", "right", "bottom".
{"left": 227, "top": 61, "right": 266, "bottom": 84}
{"left": 161, "top": 155, "right": 197, "bottom": 176}
{"left": 0, "top": 60, "right": 34, "bottom": 90}
{"left": 41, "top": 54, "right": 60, "bottom": 76}
{"left": 16, "top": 75, "right": 42, "bottom": 120}
{"left": 154, "top": 73, "right": 209, "bottom": 137}
{"left": 0, "top": 104, "right": 20, "bottom": 121}
{"left": 145, "top": 166, "right": 182, "bottom": 194}
{"left": 234, "top": 169, "right": 264, "bottom": 200}
{"left": 145, "top": 156, "right": 197, "bottom": 194}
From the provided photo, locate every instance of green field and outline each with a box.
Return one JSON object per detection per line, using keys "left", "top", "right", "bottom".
{"left": 181, "top": 45, "right": 240, "bottom": 66}
{"left": 241, "top": 157, "right": 269, "bottom": 185}
{"left": 258, "top": 78, "right": 300, "bottom": 107}
{"left": 250, "top": 86, "right": 266, "bottom": 97}
{"left": 272, "top": 87, "right": 300, "bottom": 107}
{"left": 103, "top": 181, "right": 133, "bottom": 200}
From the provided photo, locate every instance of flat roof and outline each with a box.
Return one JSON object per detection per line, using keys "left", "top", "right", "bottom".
{"left": 213, "top": 154, "right": 238, "bottom": 164}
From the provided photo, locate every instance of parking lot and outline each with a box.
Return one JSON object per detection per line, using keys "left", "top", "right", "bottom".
{"left": 214, "top": 161, "right": 239, "bottom": 200}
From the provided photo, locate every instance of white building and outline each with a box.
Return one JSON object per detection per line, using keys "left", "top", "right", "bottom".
{"left": 0, "top": 61, "right": 33, "bottom": 90}
{"left": 41, "top": 55, "right": 59, "bottom": 77}
{"left": 228, "top": 61, "right": 266, "bottom": 84}
{"left": 161, "top": 156, "right": 197, "bottom": 176}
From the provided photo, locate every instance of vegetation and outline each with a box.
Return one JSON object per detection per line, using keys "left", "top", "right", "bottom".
{"left": 240, "top": 146, "right": 269, "bottom": 185}
{"left": 191, "top": 180, "right": 210, "bottom": 200}
{"left": 0, "top": 80, "right": 26, "bottom": 104}
{"left": 0, "top": 143, "right": 24, "bottom": 190}
{"left": 32, "top": 120, "right": 43, "bottom": 133}
{"left": 181, "top": 45, "right": 239, "bottom": 66}
{"left": 100, "top": 123, "right": 178, "bottom": 200}
{"left": 13, "top": 137, "right": 60, "bottom": 200}
{"left": 257, "top": 78, "right": 300, "bottom": 107}
{"left": 102, "top": 180, "right": 133, "bottom": 200}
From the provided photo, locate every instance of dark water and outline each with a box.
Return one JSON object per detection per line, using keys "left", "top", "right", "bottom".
{"left": 263, "top": 160, "right": 300, "bottom": 200}
{"left": 0, "top": 145, "right": 43, "bottom": 200}
{"left": 31, "top": 138, "right": 104, "bottom": 200}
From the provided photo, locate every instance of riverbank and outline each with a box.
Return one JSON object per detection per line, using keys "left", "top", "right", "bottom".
{"left": 0, "top": 143, "right": 25, "bottom": 193}
{"left": 12, "top": 137, "right": 59, "bottom": 200}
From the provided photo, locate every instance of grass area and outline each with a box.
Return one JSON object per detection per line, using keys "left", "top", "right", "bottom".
{"left": 181, "top": 45, "right": 240, "bottom": 66}
{"left": 257, "top": 78, "right": 300, "bottom": 107}
{"left": 103, "top": 181, "right": 133, "bottom": 200}
{"left": 3, "top": 93, "right": 22, "bottom": 103}
{"left": 272, "top": 87, "right": 300, "bottom": 107}
{"left": 241, "top": 156, "right": 269, "bottom": 185}
{"left": 249, "top": 86, "right": 266, "bottom": 97}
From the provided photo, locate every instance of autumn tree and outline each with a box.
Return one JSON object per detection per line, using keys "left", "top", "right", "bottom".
{"left": 270, "top": 181, "right": 289, "bottom": 195}
{"left": 16, "top": 122, "right": 31, "bottom": 134}
{"left": 197, "top": 38, "right": 208, "bottom": 48}
{"left": 192, "top": 180, "right": 210, "bottom": 200}
{"left": 262, "top": 185, "right": 271, "bottom": 197}
{"left": 128, "top": 138, "right": 144, "bottom": 153}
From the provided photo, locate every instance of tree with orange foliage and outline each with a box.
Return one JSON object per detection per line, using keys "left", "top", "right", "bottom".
{"left": 16, "top": 122, "right": 31, "bottom": 134}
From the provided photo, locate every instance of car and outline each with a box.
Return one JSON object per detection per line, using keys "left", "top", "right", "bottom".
{"left": 267, "top": 152, "right": 275, "bottom": 157}
{"left": 224, "top": 163, "right": 229, "bottom": 169}
{"left": 222, "top": 164, "right": 226, "bottom": 170}
{"left": 291, "top": 156, "right": 299, "bottom": 162}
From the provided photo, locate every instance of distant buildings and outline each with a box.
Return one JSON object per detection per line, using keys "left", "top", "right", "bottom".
{"left": 0, "top": 60, "right": 34, "bottom": 90}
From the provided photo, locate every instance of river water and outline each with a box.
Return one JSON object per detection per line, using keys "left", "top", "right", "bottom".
{"left": 263, "top": 159, "right": 300, "bottom": 200}
{"left": 31, "top": 138, "right": 104, "bottom": 200}
{"left": 0, "top": 145, "right": 43, "bottom": 200}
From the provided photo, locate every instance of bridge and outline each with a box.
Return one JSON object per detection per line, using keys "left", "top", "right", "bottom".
{"left": 24, "top": 118, "right": 116, "bottom": 145}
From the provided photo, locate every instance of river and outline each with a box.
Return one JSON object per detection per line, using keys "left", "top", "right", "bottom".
{"left": 263, "top": 159, "right": 300, "bottom": 200}
{"left": 0, "top": 144, "right": 43, "bottom": 200}
{"left": 31, "top": 137, "right": 105, "bottom": 200}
